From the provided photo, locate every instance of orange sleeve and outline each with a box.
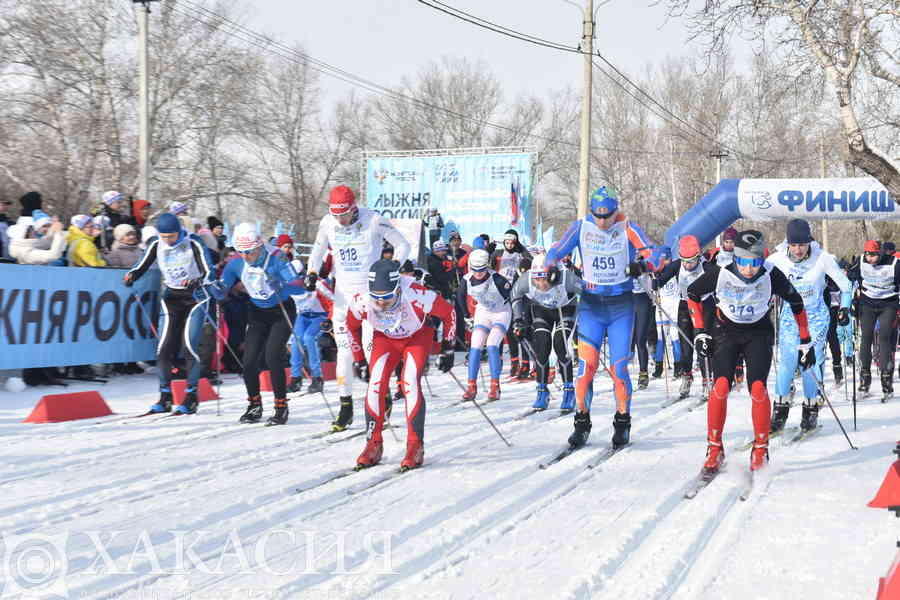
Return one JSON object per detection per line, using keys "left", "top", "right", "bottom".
{"left": 794, "top": 310, "right": 811, "bottom": 341}
{"left": 687, "top": 298, "right": 706, "bottom": 330}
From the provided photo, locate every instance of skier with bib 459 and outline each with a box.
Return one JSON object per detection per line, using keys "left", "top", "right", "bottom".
{"left": 210, "top": 223, "right": 305, "bottom": 426}
{"left": 350, "top": 260, "right": 456, "bottom": 471}
{"left": 686, "top": 230, "right": 812, "bottom": 475}
{"left": 545, "top": 185, "right": 658, "bottom": 450}
{"left": 305, "top": 186, "right": 411, "bottom": 432}
{"left": 766, "top": 219, "right": 851, "bottom": 433}
{"left": 124, "top": 213, "right": 215, "bottom": 415}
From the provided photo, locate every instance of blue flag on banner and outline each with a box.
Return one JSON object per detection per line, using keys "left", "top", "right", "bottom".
{"left": 274, "top": 220, "right": 285, "bottom": 236}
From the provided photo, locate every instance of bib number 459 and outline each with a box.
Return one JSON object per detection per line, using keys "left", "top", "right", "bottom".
{"left": 592, "top": 256, "right": 616, "bottom": 270}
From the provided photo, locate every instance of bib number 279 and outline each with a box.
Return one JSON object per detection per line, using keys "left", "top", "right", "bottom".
{"left": 728, "top": 304, "right": 754, "bottom": 318}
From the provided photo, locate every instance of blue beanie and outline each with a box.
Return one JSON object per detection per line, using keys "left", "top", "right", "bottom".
{"left": 156, "top": 213, "right": 180, "bottom": 234}
{"left": 472, "top": 237, "right": 486, "bottom": 250}
{"left": 786, "top": 219, "right": 813, "bottom": 244}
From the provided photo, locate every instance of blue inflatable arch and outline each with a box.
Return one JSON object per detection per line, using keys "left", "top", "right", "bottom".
{"left": 663, "top": 177, "right": 897, "bottom": 250}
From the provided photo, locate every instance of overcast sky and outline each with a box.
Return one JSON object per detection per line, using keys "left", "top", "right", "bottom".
{"left": 244, "top": 0, "right": 753, "bottom": 101}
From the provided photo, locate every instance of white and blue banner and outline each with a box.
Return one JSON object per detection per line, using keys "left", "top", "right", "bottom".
{"left": 0, "top": 265, "right": 161, "bottom": 369}
{"left": 365, "top": 152, "right": 536, "bottom": 245}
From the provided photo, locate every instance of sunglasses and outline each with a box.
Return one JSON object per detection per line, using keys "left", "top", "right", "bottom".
{"left": 865, "top": 251, "right": 880, "bottom": 257}
{"left": 369, "top": 289, "right": 398, "bottom": 301}
{"left": 681, "top": 255, "right": 700, "bottom": 265}
{"left": 734, "top": 256, "right": 764, "bottom": 268}
{"left": 591, "top": 210, "right": 616, "bottom": 220}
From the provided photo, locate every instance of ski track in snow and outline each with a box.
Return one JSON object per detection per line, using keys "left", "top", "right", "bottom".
{"left": 1, "top": 368, "right": 895, "bottom": 599}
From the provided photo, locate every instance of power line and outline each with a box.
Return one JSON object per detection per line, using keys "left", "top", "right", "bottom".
{"left": 169, "top": 0, "right": 708, "bottom": 158}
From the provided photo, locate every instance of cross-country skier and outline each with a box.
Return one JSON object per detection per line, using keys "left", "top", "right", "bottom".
{"left": 686, "top": 229, "right": 812, "bottom": 473}
{"left": 457, "top": 248, "right": 513, "bottom": 402}
{"left": 704, "top": 226, "right": 737, "bottom": 267}
{"left": 510, "top": 253, "right": 581, "bottom": 411}
{"left": 545, "top": 185, "right": 658, "bottom": 450}
{"left": 124, "top": 213, "right": 214, "bottom": 415}
{"left": 654, "top": 235, "right": 715, "bottom": 400}
{"left": 287, "top": 258, "right": 334, "bottom": 395}
{"left": 350, "top": 259, "right": 456, "bottom": 471}
{"left": 631, "top": 263, "right": 655, "bottom": 390}
{"left": 493, "top": 230, "right": 532, "bottom": 380}
{"left": 767, "top": 219, "right": 851, "bottom": 431}
{"left": 210, "top": 223, "right": 304, "bottom": 425}
{"left": 305, "top": 186, "right": 411, "bottom": 431}
{"left": 651, "top": 246, "right": 679, "bottom": 379}
{"left": 847, "top": 240, "right": 900, "bottom": 397}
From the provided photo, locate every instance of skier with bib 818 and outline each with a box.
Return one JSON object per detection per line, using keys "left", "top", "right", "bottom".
{"left": 686, "top": 230, "right": 812, "bottom": 474}
{"left": 545, "top": 185, "right": 659, "bottom": 450}
{"left": 766, "top": 219, "right": 851, "bottom": 432}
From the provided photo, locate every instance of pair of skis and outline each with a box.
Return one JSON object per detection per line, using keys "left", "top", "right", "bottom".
{"left": 683, "top": 466, "right": 755, "bottom": 501}
{"left": 537, "top": 441, "right": 629, "bottom": 470}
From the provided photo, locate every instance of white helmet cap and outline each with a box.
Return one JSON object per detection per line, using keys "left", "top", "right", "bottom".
{"left": 233, "top": 222, "right": 262, "bottom": 252}
{"left": 469, "top": 249, "right": 490, "bottom": 271}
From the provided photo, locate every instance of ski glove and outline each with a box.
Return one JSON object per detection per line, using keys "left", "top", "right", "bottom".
{"left": 437, "top": 340, "right": 454, "bottom": 373}
{"left": 353, "top": 359, "right": 370, "bottom": 382}
{"left": 512, "top": 319, "right": 531, "bottom": 338}
{"left": 798, "top": 339, "right": 816, "bottom": 370}
{"left": 206, "top": 280, "right": 228, "bottom": 301}
{"left": 694, "top": 331, "right": 713, "bottom": 358}
{"left": 626, "top": 261, "right": 645, "bottom": 278}
{"left": 837, "top": 307, "right": 850, "bottom": 326}
{"left": 304, "top": 272, "right": 318, "bottom": 292}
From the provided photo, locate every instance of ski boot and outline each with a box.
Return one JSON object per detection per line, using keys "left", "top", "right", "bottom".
{"left": 462, "top": 379, "right": 478, "bottom": 401}
{"left": 287, "top": 377, "right": 303, "bottom": 394}
{"left": 173, "top": 389, "right": 199, "bottom": 415}
{"left": 678, "top": 374, "right": 693, "bottom": 399}
{"left": 800, "top": 402, "right": 819, "bottom": 431}
{"left": 266, "top": 398, "right": 289, "bottom": 426}
{"left": 703, "top": 437, "right": 725, "bottom": 475}
{"left": 487, "top": 378, "right": 501, "bottom": 402}
{"left": 355, "top": 438, "right": 383, "bottom": 470}
{"left": 400, "top": 439, "right": 424, "bottom": 472}
{"left": 149, "top": 391, "right": 173, "bottom": 414}
{"left": 859, "top": 370, "right": 872, "bottom": 395}
{"left": 882, "top": 372, "right": 894, "bottom": 402}
{"left": 652, "top": 361, "right": 663, "bottom": 379}
{"left": 560, "top": 383, "right": 576, "bottom": 412}
{"left": 332, "top": 396, "right": 354, "bottom": 431}
{"left": 770, "top": 398, "right": 791, "bottom": 434}
{"left": 306, "top": 376, "right": 324, "bottom": 394}
{"left": 637, "top": 371, "right": 649, "bottom": 390}
{"left": 845, "top": 356, "right": 853, "bottom": 368}
{"left": 507, "top": 358, "right": 520, "bottom": 381}
{"left": 750, "top": 443, "right": 769, "bottom": 471}
{"left": 611, "top": 411, "right": 631, "bottom": 449}
{"left": 239, "top": 395, "right": 263, "bottom": 423}
{"left": 832, "top": 363, "right": 843, "bottom": 386}
{"left": 532, "top": 384, "right": 550, "bottom": 410}
{"left": 568, "top": 411, "right": 592, "bottom": 448}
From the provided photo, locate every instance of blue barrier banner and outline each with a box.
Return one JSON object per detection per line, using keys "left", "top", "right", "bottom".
{"left": 0, "top": 265, "right": 161, "bottom": 369}
{"left": 365, "top": 152, "right": 536, "bottom": 244}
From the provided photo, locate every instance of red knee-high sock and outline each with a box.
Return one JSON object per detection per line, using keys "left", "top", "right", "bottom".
{"left": 707, "top": 376, "right": 730, "bottom": 443}
{"left": 750, "top": 381, "right": 771, "bottom": 446}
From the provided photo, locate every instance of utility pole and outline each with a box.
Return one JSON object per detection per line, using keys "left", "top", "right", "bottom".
{"left": 577, "top": 0, "right": 593, "bottom": 219}
{"left": 134, "top": 0, "right": 159, "bottom": 204}
{"left": 821, "top": 134, "right": 829, "bottom": 251}
{"left": 710, "top": 147, "right": 728, "bottom": 247}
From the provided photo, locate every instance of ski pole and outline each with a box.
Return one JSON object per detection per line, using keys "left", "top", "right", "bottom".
{"left": 811, "top": 369, "right": 858, "bottom": 450}
{"left": 851, "top": 311, "right": 857, "bottom": 431}
{"left": 447, "top": 369, "right": 511, "bottom": 447}
{"left": 131, "top": 292, "right": 159, "bottom": 338}
{"left": 277, "top": 301, "right": 335, "bottom": 421}
{"left": 197, "top": 289, "right": 244, "bottom": 371}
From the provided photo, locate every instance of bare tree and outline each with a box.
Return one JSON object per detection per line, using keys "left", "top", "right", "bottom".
{"left": 661, "top": 0, "right": 900, "bottom": 200}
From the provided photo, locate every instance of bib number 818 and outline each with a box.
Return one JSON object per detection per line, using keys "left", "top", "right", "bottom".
{"left": 339, "top": 248, "right": 359, "bottom": 262}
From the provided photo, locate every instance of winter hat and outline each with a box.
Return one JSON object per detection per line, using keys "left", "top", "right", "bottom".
{"left": 102, "top": 190, "right": 124, "bottom": 206}
{"left": 132, "top": 199, "right": 151, "bottom": 225}
{"left": 884, "top": 241, "right": 896, "bottom": 255}
{"left": 786, "top": 219, "right": 813, "bottom": 244}
{"left": 678, "top": 235, "right": 701, "bottom": 260}
{"left": 734, "top": 230, "right": 765, "bottom": 259}
{"left": 589, "top": 185, "right": 619, "bottom": 218}
{"left": 864, "top": 240, "right": 881, "bottom": 253}
{"left": 368, "top": 259, "right": 402, "bottom": 295}
{"left": 469, "top": 249, "right": 490, "bottom": 271}
{"left": 19, "top": 191, "right": 42, "bottom": 216}
{"left": 156, "top": 213, "right": 181, "bottom": 234}
{"left": 472, "top": 236, "right": 486, "bottom": 250}
{"left": 207, "top": 215, "right": 224, "bottom": 230}
{"left": 432, "top": 239, "right": 448, "bottom": 252}
{"left": 232, "top": 222, "right": 262, "bottom": 251}
{"left": 31, "top": 210, "right": 51, "bottom": 231}
{"left": 113, "top": 223, "right": 136, "bottom": 241}
{"left": 70, "top": 214, "right": 92, "bottom": 230}
{"left": 504, "top": 229, "right": 519, "bottom": 242}
{"left": 448, "top": 230, "right": 461, "bottom": 241}
{"left": 275, "top": 234, "right": 293, "bottom": 247}
{"left": 329, "top": 186, "right": 356, "bottom": 216}
{"left": 722, "top": 227, "right": 738, "bottom": 241}
{"left": 169, "top": 201, "right": 188, "bottom": 216}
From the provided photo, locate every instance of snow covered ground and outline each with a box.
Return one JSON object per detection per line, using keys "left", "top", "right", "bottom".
{"left": 1, "top": 360, "right": 897, "bottom": 600}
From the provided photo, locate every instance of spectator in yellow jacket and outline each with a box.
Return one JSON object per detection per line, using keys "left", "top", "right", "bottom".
{"left": 66, "top": 215, "right": 107, "bottom": 267}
